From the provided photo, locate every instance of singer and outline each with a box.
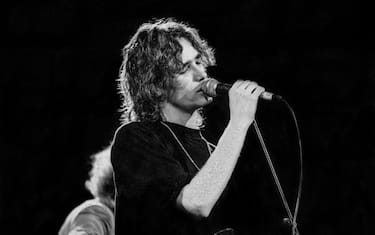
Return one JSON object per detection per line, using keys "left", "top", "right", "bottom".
{"left": 111, "top": 18, "right": 266, "bottom": 235}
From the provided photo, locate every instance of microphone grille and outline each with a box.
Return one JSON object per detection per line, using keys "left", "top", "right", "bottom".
{"left": 201, "top": 78, "right": 218, "bottom": 97}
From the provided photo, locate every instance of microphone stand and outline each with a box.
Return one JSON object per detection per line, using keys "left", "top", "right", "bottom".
{"left": 252, "top": 96, "right": 303, "bottom": 235}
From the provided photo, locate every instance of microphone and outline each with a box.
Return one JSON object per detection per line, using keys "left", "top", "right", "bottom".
{"left": 202, "top": 78, "right": 281, "bottom": 101}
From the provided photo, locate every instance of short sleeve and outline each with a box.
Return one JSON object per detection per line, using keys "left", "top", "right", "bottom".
{"left": 69, "top": 205, "right": 114, "bottom": 235}
{"left": 111, "top": 123, "right": 195, "bottom": 234}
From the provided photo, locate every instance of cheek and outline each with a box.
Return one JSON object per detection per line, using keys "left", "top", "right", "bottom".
{"left": 175, "top": 74, "right": 189, "bottom": 87}
{"left": 168, "top": 84, "right": 186, "bottom": 103}
{"left": 174, "top": 76, "right": 192, "bottom": 94}
{"left": 169, "top": 86, "right": 192, "bottom": 104}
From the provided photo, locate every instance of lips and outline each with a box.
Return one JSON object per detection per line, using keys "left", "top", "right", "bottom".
{"left": 196, "top": 81, "right": 206, "bottom": 92}
{"left": 195, "top": 85, "right": 203, "bottom": 93}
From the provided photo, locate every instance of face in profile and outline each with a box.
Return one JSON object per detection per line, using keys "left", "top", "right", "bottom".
{"left": 167, "top": 37, "right": 213, "bottom": 113}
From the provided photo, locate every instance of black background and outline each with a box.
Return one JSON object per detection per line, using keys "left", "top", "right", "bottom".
{"left": 3, "top": 0, "right": 374, "bottom": 234}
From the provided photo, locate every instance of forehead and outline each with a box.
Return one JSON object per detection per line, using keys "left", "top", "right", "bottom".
{"left": 177, "top": 37, "right": 199, "bottom": 63}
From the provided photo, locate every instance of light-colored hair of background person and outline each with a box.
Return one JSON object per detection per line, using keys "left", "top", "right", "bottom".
{"left": 85, "top": 146, "right": 115, "bottom": 204}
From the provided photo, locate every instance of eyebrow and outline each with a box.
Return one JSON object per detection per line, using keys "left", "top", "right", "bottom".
{"left": 182, "top": 53, "right": 202, "bottom": 67}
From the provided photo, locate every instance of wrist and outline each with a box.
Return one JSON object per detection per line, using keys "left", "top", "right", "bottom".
{"left": 227, "top": 119, "right": 253, "bottom": 133}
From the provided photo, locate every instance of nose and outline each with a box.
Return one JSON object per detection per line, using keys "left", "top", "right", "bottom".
{"left": 192, "top": 63, "right": 207, "bottom": 82}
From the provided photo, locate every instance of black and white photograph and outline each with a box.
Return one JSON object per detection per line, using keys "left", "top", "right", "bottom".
{"left": 3, "top": 0, "right": 372, "bottom": 234}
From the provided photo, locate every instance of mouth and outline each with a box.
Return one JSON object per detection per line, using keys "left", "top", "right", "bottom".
{"left": 196, "top": 82, "right": 207, "bottom": 93}
{"left": 197, "top": 88, "right": 211, "bottom": 101}
{"left": 195, "top": 86, "right": 203, "bottom": 93}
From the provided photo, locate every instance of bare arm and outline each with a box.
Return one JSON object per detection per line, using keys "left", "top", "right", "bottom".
{"left": 177, "top": 80, "right": 265, "bottom": 217}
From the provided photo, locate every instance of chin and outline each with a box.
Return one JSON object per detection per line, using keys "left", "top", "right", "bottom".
{"left": 197, "top": 96, "right": 213, "bottom": 107}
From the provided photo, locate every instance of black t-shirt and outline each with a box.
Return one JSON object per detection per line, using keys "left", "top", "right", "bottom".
{"left": 111, "top": 119, "right": 298, "bottom": 235}
{"left": 111, "top": 121, "right": 217, "bottom": 235}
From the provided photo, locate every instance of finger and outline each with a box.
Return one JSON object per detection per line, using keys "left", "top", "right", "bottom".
{"left": 244, "top": 82, "right": 258, "bottom": 93}
{"left": 235, "top": 81, "right": 254, "bottom": 91}
{"left": 233, "top": 80, "right": 245, "bottom": 89}
{"left": 252, "top": 86, "right": 266, "bottom": 96}
{"left": 244, "top": 81, "right": 257, "bottom": 90}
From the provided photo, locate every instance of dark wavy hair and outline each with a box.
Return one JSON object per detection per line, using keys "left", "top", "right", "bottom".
{"left": 118, "top": 18, "right": 216, "bottom": 124}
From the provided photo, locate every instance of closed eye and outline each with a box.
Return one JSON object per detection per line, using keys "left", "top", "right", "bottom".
{"left": 179, "top": 54, "right": 205, "bottom": 74}
{"left": 179, "top": 63, "right": 191, "bottom": 74}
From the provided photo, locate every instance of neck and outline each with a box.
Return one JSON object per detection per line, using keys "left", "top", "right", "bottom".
{"left": 161, "top": 102, "right": 193, "bottom": 126}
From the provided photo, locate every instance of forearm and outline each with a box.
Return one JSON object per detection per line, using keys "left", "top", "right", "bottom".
{"left": 178, "top": 120, "right": 251, "bottom": 217}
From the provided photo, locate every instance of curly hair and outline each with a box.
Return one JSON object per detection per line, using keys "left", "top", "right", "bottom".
{"left": 118, "top": 18, "right": 216, "bottom": 125}
{"left": 85, "top": 146, "right": 114, "bottom": 204}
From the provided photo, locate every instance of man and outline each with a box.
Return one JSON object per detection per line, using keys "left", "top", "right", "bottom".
{"left": 59, "top": 146, "right": 115, "bottom": 235}
{"left": 111, "top": 18, "right": 265, "bottom": 235}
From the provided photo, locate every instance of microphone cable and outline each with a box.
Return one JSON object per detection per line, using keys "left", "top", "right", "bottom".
{"left": 253, "top": 96, "right": 303, "bottom": 235}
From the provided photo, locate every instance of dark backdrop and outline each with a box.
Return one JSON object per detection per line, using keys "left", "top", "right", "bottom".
{"left": 3, "top": 0, "right": 373, "bottom": 234}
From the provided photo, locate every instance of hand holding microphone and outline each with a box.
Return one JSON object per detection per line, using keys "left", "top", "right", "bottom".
{"left": 201, "top": 78, "right": 280, "bottom": 100}
{"left": 201, "top": 78, "right": 282, "bottom": 128}
{"left": 202, "top": 78, "right": 264, "bottom": 128}
{"left": 232, "top": 80, "right": 266, "bottom": 127}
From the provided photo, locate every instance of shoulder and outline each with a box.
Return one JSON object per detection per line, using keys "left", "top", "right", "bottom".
{"left": 67, "top": 199, "right": 112, "bottom": 218}
{"left": 78, "top": 200, "right": 114, "bottom": 221}
{"left": 114, "top": 121, "right": 161, "bottom": 139}
{"left": 59, "top": 199, "right": 114, "bottom": 235}
{"left": 112, "top": 121, "right": 170, "bottom": 154}
{"left": 76, "top": 199, "right": 114, "bottom": 225}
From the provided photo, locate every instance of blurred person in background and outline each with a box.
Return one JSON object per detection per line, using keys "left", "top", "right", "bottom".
{"left": 58, "top": 145, "right": 115, "bottom": 235}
